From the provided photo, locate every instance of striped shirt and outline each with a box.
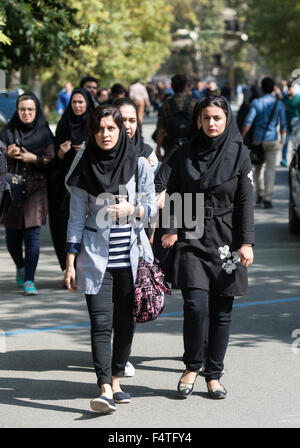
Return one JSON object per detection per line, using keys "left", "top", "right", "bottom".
{"left": 107, "top": 223, "right": 132, "bottom": 269}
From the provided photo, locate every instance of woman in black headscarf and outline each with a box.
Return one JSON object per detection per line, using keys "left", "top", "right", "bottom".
{"left": 64, "top": 105, "right": 157, "bottom": 414}
{"left": 0, "top": 92, "right": 54, "bottom": 295}
{"left": 113, "top": 97, "right": 159, "bottom": 172}
{"left": 48, "top": 87, "right": 94, "bottom": 272}
{"left": 161, "top": 95, "right": 254, "bottom": 400}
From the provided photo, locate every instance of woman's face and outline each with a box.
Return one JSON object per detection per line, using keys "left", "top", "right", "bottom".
{"left": 94, "top": 115, "right": 120, "bottom": 150}
{"left": 119, "top": 104, "right": 138, "bottom": 139}
{"left": 71, "top": 93, "right": 87, "bottom": 116}
{"left": 200, "top": 105, "right": 227, "bottom": 137}
{"left": 17, "top": 99, "right": 36, "bottom": 125}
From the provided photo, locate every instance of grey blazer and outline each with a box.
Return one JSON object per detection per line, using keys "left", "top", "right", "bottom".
{"left": 66, "top": 156, "right": 157, "bottom": 295}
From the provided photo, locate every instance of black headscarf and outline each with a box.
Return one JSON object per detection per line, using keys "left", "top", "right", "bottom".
{"left": 183, "top": 96, "right": 250, "bottom": 189}
{"left": 0, "top": 92, "right": 53, "bottom": 154}
{"left": 132, "top": 126, "right": 153, "bottom": 159}
{"left": 55, "top": 87, "right": 94, "bottom": 146}
{"left": 67, "top": 125, "right": 137, "bottom": 196}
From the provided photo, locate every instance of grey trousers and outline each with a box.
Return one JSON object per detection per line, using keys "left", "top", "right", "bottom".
{"left": 254, "top": 140, "right": 281, "bottom": 201}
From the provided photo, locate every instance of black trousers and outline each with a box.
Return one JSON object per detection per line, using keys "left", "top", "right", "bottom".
{"left": 85, "top": 268, "right": 135, "bottom": 387}
{"left": 181, "top": 288, "right": 233, "bottom": 382}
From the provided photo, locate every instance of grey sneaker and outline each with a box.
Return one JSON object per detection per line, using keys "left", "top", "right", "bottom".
{"left": 124, "top": 361, "right": 135, "bottom": 377}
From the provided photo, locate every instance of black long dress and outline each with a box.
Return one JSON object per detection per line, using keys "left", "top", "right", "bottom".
{"left": 48, "top": 88, "right": 94, "bottom": 270}
{"left": 164, "top": 99, "right": 255, "bottom": 296}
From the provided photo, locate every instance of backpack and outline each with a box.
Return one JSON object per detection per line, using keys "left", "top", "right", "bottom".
{"left": 166, "top": 96, "right": 192, "bottom": 148}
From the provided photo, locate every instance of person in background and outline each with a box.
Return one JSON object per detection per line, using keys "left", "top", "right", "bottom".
{"left": 110, "top": 84, "right": 127, "bottom": 101}
{"left": 113, "top": 97, "right": 158, "bottom": 173}
{"left": 56, "top": 82, "right": 73, "bottom": 116}
{"left": 192, "top": 80, "right": 207, "bottom": 100}
{"left": 221, "top": 82, "right": 231, "bottom": 102}
{"left": 64, "top": 105, "right": 157, "bottom": 414}
{"left": 129, "top": 79, "right": 151, "bottom": 124}
{"left": 242, "top": 77, "right": 287, "bottom": 209}
{"left": 80, "top": 76, "right": 99, "bottom": 107}
{"left": 97, "top": 88, "right": 110, "bottom": 105}
{"left": 0, "top": 92, "right": 55, "bottom": 295}
{"left": 155, "top": 74, "right": 197, "bottom": 161}
{"left": 281, "top": 81, "right": 300, "bottom": 167}
{"left": 206, "top": 80, "right": 219, "bottom": 96}
{"left": 0, "top": 140, "right": 10, "bottom": 222}
{"left": 48, "top": 88, "right": 94, "bottom": 275}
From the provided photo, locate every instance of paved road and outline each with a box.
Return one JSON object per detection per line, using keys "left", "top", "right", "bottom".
{"left": 0, "top": 116, "right": 300, "bottom": 430}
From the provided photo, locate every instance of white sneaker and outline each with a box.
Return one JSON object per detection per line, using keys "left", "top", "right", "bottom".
{"left": 124, "top": 361, "right": 135, "bottom": 377}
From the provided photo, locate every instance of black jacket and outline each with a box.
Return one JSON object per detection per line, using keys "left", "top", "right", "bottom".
{"left": 164, "top": 151, "right": 254, "bottom": 296}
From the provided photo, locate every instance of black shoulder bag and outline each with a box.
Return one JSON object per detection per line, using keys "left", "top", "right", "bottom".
{"left": 249, "top": 100, "right": 278, "bottom": 165}
{"left": 6, "top": 159, "right": 26, "bottom": 207}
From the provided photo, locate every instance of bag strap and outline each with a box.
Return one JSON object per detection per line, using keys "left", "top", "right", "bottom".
{"left": 135, "top": 162, "right": 142, "bottom": 246}
{"left": 261, "top": 100, "right": 278, "bottom": 142}
{"left": 182, "top": 95, "right": 192, "bottom": 113}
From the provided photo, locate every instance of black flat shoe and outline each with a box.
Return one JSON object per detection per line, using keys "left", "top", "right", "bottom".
{"left": 177, "top": 370, "right": 198, "bottom": 399}
{"left": 207, "top": 382, "right": 227, "bottom": 400}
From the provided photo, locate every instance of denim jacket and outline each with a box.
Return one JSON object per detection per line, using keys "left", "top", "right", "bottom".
{"left": 66, "top": 155, "right": 157, "bottom": 295}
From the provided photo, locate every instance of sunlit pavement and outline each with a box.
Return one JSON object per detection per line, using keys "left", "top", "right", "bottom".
{"left": 0, "top": 117, "right": 300, "bottom": 429}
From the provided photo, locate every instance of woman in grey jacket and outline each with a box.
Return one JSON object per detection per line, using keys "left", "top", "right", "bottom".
{"left": 65, "top": 105, "right": 157, "bottom": 413}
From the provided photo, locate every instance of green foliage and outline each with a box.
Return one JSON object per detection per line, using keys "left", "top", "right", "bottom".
{"left": 245, "top": 0, "right": 300, "bottom": 77}
{"left": 171, "top": 0, "right": 225, "bottom": 56}
{"left": 0, "top": 0, "right": 99, "bottom": 71}
{"left": 0, "top": 13, "right": 11, "bottom": 45}
{"left": 48, "top": 0, "right": 173, "bottom": 86}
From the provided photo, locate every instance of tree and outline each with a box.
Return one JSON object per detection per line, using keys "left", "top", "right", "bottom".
{"left": 160, "top": 0, "right": 225, "bottom": 77}
{"left": 0, "top": 13, "right": 11, "bottom": 46}
{"left": 245, "top": 0, "right": 300, "bottom": 78}
{"left": 45, "top": 0, "right": 174, "bottom": 86}
{"left": 0, "top": 0, "right": 100, "bottom": 90}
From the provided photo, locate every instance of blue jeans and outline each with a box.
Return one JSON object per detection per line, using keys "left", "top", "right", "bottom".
{"left": 5, "top": 226, "right": 41, "bottom": 282}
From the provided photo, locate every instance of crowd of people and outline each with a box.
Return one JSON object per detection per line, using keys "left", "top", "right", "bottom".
{"left": 0, "top": 69, "right": 299, "bottom": 414}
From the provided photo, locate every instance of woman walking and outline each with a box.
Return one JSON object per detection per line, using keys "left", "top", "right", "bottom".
{"left": 64, "top": 105, "right": 157, "bottom": 413}
{"left": 162, "top": 95, "right": 254, "bottom": 399}
{"left": 0, "top": 92, "right": 54, "bottom": 295}
{"left": 48, "top": 87, "right": 94, "bottom": 272}
{"left": 113, "top": 97, "right": 158, "bottom": 173}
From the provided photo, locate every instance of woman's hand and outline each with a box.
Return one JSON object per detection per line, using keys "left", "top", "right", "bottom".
{"left": 14, "top": 147, "right": 37, "bottom": 164}
{"left": 161, "top": 233, "right": 178, "bottom": 249}
{"left": 7, "top": 144, "right": 21, "bottom": 158}
{"left": 107, "top": 197, "right": 135, "bottom": 219}
{"left": 238, "top": 245, "right": 254, "bottom": 267}
{"left": 64, "top": 266, "right": 77, "bottom": 293}
{"left": 156, "top": 190, "right": 166, "bottom": 209}
{"left": 58, "top": 140, "right": 72, "bottom": 159}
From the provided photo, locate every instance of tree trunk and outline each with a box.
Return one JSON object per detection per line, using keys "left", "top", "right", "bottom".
{"left": 8, "top": 69, "right": 22, "bottom": 90}
{"left": 31, "top": 73, "right": 43, "bottom": 103}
